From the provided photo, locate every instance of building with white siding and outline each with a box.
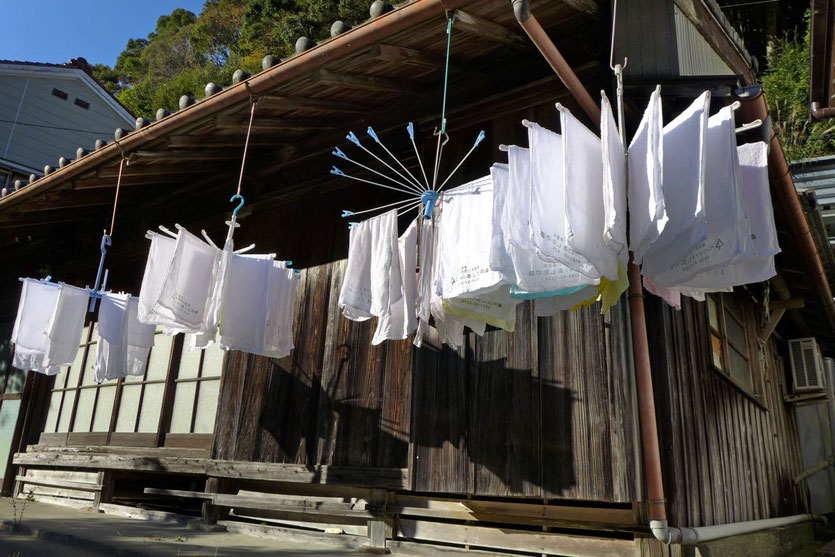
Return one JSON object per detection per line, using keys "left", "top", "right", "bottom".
{"left": 0, "top": 59, "right": 134, "bottom": 190}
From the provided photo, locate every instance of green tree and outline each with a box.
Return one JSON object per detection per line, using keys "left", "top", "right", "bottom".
{"left": 100, "top": 1, "right": 374, "bottom": 118}
{"left": 762, "top": 20, "right": 835, "bottom": 162}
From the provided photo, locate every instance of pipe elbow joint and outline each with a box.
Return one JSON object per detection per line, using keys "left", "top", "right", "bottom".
{"left": 650, "top": 520, "right": 696, "bottom": 545}
{"left": 510, "top": 0, "right": 530, "bottom": 23}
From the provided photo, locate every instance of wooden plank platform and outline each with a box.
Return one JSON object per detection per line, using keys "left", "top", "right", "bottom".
{"left": 13, "top": 449, "right": 409, "bottom": 489}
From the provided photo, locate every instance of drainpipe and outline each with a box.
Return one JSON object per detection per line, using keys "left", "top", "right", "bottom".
{"left": 811, "top": 102, "right": 835, "bottom": 121}
{"left": 509, "top": 0, "right": 668, "bottom": 537}
{"left": 735, "top": 86, "right": 835, "bottom": 334}
{"left": 510, "top": 0, "right": 822, "bottom": 545}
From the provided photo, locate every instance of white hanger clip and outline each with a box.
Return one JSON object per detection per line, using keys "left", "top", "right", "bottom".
{"left": 729, "top": 100, "right": 741, "bottom": 111}
{"left": 735, "top": 119, "right": 762, "bottom": 134}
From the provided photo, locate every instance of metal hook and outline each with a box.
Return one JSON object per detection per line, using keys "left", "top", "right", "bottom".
{"left": 230, "top": 194, "right": 245, "bottom": 219}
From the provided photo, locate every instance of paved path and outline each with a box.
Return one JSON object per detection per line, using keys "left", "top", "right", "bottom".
{"left": 0, "top": 498, "right": 367, "bottom": 556}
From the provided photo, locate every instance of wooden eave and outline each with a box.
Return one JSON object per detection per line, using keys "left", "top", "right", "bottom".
{"left": 0, "top": 0, "right": 597, "bottom": 255}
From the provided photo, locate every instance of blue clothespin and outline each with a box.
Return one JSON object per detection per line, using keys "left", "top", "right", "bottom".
{"left": 407, "top": 122, "right": 415, "bottom": 140}
{"left": 475, "top": 130, "right": 486, "bottom": 147}
{"left": 341, "top": 210, "right": 355, "bottom": 218}
{"left": 294, "top": 269, "right": 301, "bottom": 277}
{"left": 348, "top": 221, "right": 359, "bottom": 229}
{"left": 285, "top": 260, "right": 293, "bottom": 267}
{"left": 346, "top": 131, "right": 360, "bottom": 146}
{"left": 332, "top": 147, "right": 347, "bottom": 159}
{"left": 367, "top": 126, "right": 380, "bottom": 143}
{"left": 44, "top": 275, "right": 52, "bottom": 282}
{"left": 331, "top": 166, "right": 345, "bottom": 177}
{"left": 421, "top": 190, "right": 439, "bottom": 220}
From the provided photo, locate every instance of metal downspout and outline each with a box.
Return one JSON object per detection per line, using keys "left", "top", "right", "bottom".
{"left": 508, "top": 0, "right": 668, "bottom": 537}
{"left": 510, "top": 1, "right": 821, "bottom": 546}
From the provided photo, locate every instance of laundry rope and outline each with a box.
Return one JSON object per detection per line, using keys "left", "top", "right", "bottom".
{"left": 236, "top": 95, "right": 259, "bottom": 197}
{"left": 107, "top": 157, "right": 125, "bottom": 237}
{"left": 440, "top": 16, "right": 453, "bottom": 135}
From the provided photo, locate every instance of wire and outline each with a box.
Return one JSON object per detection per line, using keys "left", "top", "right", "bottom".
{"left": 719, "top": 0, "right": 780, "bottom": 7}
{"left": 0, "top": 118, "right": 112, "bottom": 135}
{"left": 108, "top": 157, "right": 125, "bottom": 237}
{"left": 235, "top": 96, "right": 258, "bottom": 197}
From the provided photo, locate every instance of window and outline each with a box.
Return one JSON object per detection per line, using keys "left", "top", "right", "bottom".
{"left": 708, "top": 292, "right": 761, "bottom": 397}
{"left": 41, "top": 323, "right": 225, "bottom": 450}
{"left": 73, "top": 98, "right": 89, "bottom": 110}
{"left": 51, "top": 88, "right": 68, "bottom": 100}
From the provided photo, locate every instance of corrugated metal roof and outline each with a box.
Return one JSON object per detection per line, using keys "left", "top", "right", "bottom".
{"left": 792, "top": 155, "right": 835, "bottom": 246}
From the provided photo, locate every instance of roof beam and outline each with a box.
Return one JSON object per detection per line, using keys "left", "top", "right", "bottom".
{"left": 256, "top": 95, "right": 368, "bottom": 115}
{"left": 215, "top": 119, "right": 334, "bottom": 133}
{"left": 128, "top": 150, "right": 243, "bottom": 163}
{"left": 168, "top": 135, "right": 288, "bottom": 149}
{"left": 451, "top": 10, "right": 526, "bottom": 46}
{"left": 312, "top": 69, "right": 425, "bottom": 95}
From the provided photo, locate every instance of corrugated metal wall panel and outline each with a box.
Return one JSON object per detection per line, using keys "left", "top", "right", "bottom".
{"left": 673, "top": 5, "right": 735, "bottom": 76}
{"left": 614, "top": 0, "right": 679, "bottom": 80}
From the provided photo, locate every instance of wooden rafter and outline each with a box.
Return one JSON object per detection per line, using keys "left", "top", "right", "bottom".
{"left": 312, "top": 69, "right": 425, "bottom": 96}
{"left": 451, "top": 10, "right": 526, "bottom": 46}
{"left": 255, "top": 95, "right": 368, "bottom": 115}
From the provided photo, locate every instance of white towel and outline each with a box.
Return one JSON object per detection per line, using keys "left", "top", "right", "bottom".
{"left": 504, "top": 147, "right": 595, "bottom": 293}
{"left": 561, "top": 105, "right": 618, "bottom": 280}
{"left": 628, "top": 86, "right": 666, "bottom": 263}
{"left": 373, "top": 218, "right": 419, "bottom": 344}
{"left": 642, "top": 91, "right": 711, "bottom": 276}
{"left": 653, "top": 105, "right": 753, "bottom": 286}
{"left": 533, "top": 285, "right": 599, "bottom": 316}
{"left": 44, "top": 283, "right": 90, "bottom": 368}
{"left": 12, "top": 281, "right": 88, "bottom": 374}
{"left": 339, "top": 209, "right": 401, "bottom": 321}
{"left": 437, "top": 175, "right": 506, "bottom": 299}
{"left": 678, "top": 142, "right": 778, "bottom": 290}
{"left": 414, "top": 215, "right": 437, "bottom": 348}
{"left": 601, "top": 92, "right": 628, "bottom": 264}
{"left": 264, "top": 264, "right": 298, "bottom": 359}
{"left": 218, "top": 253, "right": 275, "bottom": 355}
{"left": 94, "top": 293, "right": 156, "bottom": 382}
{"left": 527, "top": 122, "right": 600, "bottom": 279}
{"left": 489, "top": 163, "right": 514, "bottom": 281}
{"left": 138, "top": 228, "right": 220, "bottom": 334}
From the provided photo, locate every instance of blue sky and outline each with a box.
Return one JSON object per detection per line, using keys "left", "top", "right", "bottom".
{"left": 0, "top": 0, "right": 207, "bottom": 67}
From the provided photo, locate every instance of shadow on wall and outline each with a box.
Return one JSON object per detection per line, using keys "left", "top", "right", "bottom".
{"left": 256, "top": 330, "right": 578, "bottom": 497}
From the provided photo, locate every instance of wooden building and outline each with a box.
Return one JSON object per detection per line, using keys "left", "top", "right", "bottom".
{"left": 0, "top": 1, "right": 830, "bottom": 555}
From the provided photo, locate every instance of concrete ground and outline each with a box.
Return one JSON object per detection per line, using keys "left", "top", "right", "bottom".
{"left": 0, "top": 498, "right": 372, "bottom": 556}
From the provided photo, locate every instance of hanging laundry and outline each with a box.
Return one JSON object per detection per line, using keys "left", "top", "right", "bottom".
{"left": 94, "top": 293, "right": 156, "bottom": 383}
{"left": 263, "top": 263, "right": 298, "bottom": 358}
{"left": 601, "top": 91, "right": 628, "bottom": 266}
{"left": 560, "top": 105, "right": 618, "bottom": 280}
{"left": 628, "top": 86, "right": 666, "bottom": 263}
{"left": 652, "top": 105, "right": 752, "bottom": 286}
{"left": 502, "top": 146, "right": 595, "bottom": 294}
{"left": 641, "top": 92, "right": 711, "bottom": 276}
{"left": 489, "top": 163, "right": 515, "bottom": 282}
{"left": 339, "top": 209, "right": 401, "bottom": 322}
{"left": 436, "top": 175, "right": 506, "bottom": 299}
{"left": 675, "top": 141, "right": 778, "bottom": 291}
{"left": 11, "top": 280, "right": 88, "bottom": 375}
{"left": 527, "top": 122, "right": 600, "bottom": 280}
{"left": 216, "top": 253, "right": 275, "bottom": 354}
{"left": 138, "top": 227, "right": 221, "bottom": 334}
{"left": 414, "top": 215, "right": 436, "bottom": 348}
{"left": 373, "top": 218, "right": 418, "bottom": 344}
{"left": 443, "top": 286, "right": 519, "bottom": 332}
{"left": 532, "top": 285, "right": 599, "bottom": 317}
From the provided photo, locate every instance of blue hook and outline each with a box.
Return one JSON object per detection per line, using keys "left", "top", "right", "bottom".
{"left": 331, "top": 166, "right": 345, "bottom": 177}
{"left": 341, "top": 210, "right": 355, "bottom": 218}
{"left": 421, "top": 190, "right": 439, "bottom": 220}
{"left": 230, "top": 194, "right": 245, "bottom": 218}
{"left": 407, "top": 122, "right": 415, "bottom": 140}
{"left": 346, "top": 131, "right": 360, "bottom": 146}
{"left": 474, "top": 130, "right": 486, "bottom": 147}
{"left": 332, "top": 147, "right": 346, "bottom": 159}
{"left": 367, "top": 126, "right": 380, "bottom": 143}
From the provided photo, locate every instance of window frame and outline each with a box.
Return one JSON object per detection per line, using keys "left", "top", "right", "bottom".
{"left": 707, "top": 292, "right": 765, "bottom": 403}
{"left": 38, "top": 322, "right": 225, "bottom": 452}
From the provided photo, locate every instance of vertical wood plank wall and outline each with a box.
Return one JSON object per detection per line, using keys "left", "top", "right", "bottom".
{"left": 644, "top": 294, "right": 808, "bottom": 527}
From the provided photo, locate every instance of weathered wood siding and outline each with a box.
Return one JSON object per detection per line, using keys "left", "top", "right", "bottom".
{"left": 645, "top": 294, "right": 808, "bottom": 526}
